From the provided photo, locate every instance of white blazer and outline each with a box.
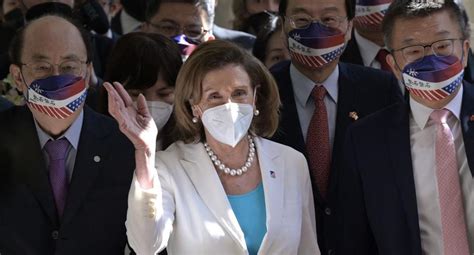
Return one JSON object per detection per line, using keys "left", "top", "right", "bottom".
{"left": 126, "top": 137, "right": 320, "bottom": 255}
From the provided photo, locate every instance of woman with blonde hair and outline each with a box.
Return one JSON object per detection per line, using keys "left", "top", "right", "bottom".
{"left": 105, "top": 40, "right": 320, "bottom": 255}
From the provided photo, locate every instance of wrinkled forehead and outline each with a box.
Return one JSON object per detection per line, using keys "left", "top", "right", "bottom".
{"left": 390, "top": 10, "right": 463, "bottom": 48}
{"left": 21, "top": 16, "right": 87, "bottom": 62}
{"left": 152, "top": 2, "right": 210, "bottom": 27}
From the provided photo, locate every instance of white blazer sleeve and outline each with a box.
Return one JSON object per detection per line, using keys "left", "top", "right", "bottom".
{"left": 125, "top": 159, "right": 175, "bottom": 255}
{"left": 298, "top": 160, "right": 321, "bottom": 255}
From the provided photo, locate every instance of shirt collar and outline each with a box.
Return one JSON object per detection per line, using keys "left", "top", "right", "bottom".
{"left": 410, "top": 85, "right": 463, "bottom": 130}
{"left": 35, "top": 109, "right": 84, "bottom": 150}
{"left": 290, "top": 63, "right": 339, "bottom": 107}
{"left": 354, "top": 30, "right": 383, "bottom": 67}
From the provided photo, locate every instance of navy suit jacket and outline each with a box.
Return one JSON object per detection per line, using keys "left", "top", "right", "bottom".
{"left": 213, "top": 25, "right": 256, "bottom": 51}
{"left": 338, "top": 82, "right": 474, "bottom": 254}
{"left": 0, "top": 106, "right": 135, "bottom": 255}
{"left": 340, "top": 34, "right": 474, "bottom": 84}
{"left": 0, "top": 97, "right": 13, "bottom": 112}
{"left": 270, "top": 60, "right": 402, "bottom": 254}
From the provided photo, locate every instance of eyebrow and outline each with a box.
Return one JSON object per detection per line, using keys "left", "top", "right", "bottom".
{"left": 401, "top": 30, "right": 452, "bottom": 46}
{"left": 30, "top": 54, "right": 83, "bottom": 61}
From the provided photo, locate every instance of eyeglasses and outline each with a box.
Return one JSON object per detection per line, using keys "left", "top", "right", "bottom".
{"left": 286, "top": 13, "right": 347, "bottom": 29}
{"left": 21, "top": 59, "right": 87, "bottom": 79}
{"left": 391, "top": 38, "right": 463, "bottom": 64}
{"left": 147, "top": 21, "right": 209, "bottom": 40}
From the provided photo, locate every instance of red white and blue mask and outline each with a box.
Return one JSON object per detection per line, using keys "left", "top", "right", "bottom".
{"left": 354, "top": 0, "right": 392, "bottom": 27}
{"left": 172, "top": 34, "right": 199, "bottom": 61}
{"left": 26, "top": 74, "right": 87, "bottom": 119}
{"left": 288, "top": 22, "right": 346, "bottom": 69}
{"left": 402, "top": 55, "right": 464, "bottom": 101}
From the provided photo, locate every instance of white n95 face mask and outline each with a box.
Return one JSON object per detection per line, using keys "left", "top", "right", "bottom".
{"left": 201, "top": 102, "right": 254, "bottom": 147}
{"left": 146, "top": 100, "right": 173, "bottom": 131}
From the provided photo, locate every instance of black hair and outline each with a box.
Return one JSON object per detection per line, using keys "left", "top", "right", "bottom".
{"left": 278, "top": 0, "right": 355, "bottom": 20}
{"left": 382, "top": 0, "right": 470, "bottom": 49}
{"left": 104, "top": 32, "right": 183, "bottom": 90}
{"left": 252, "top": 15, "right": 282, "bottom": 63}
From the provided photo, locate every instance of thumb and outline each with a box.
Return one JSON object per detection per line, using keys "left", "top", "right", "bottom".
{"left": 137, "top": 93, "right": 150, "bottom": 117}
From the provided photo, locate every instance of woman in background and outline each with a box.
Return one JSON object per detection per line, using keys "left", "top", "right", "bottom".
{"left": 102, "top": 32, "right": 182, "bottom": 149}
{"left": 252, "top": 15, "right": 289, "bottom": 68}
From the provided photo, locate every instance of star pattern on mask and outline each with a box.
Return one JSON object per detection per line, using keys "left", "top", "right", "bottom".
{"left": 408, "top": 69, "right": 419, "bottom": 77}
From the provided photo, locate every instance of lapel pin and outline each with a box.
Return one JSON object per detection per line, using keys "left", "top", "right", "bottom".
{"left": 270, "top": 171, "right": 276, "bottom": 178}
{"left": 93, "top": 156, "right": 101, "bottom": 163}
{"left": 349, "top": 111, "right": 359, "bottom": 121}
{"left": 470, "top": 115, "right": 474, "bottom": 121}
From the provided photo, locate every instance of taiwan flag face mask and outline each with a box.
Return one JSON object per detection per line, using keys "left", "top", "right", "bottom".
{"left": 287, "top": 22, "right": 346, "bottom": 69}
{"left": 25, "top": 74, "right": 88, "bottom": 119}
{"left": 354, "top": 0, "right": 392, "bottom": 30}
{"left": 402, "top": 55, "right": 464, "bottom": 102}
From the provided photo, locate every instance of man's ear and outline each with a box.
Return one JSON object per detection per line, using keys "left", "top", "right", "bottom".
{"left": 9, "top": 64, "right": 27, "bottom": 93}
{"left": 344, "top": 20, "right": 353, "bottom": 42}
{"left": 462, "top": 39, "right": 470, "bottom": 68}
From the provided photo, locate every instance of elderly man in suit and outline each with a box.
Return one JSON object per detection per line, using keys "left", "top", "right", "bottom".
{"left": 0, "top": 15, "right": 135, "bottom": 254}
{"left": 339, "top": 0, "right": 474, "bottom": 254}
{"left": 270, "top": 0, "right": 402, "bottom": 254}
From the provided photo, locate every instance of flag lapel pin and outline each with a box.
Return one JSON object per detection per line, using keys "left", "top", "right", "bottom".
{"left": 349, "top": 111, "right": 359, "bottom": 121}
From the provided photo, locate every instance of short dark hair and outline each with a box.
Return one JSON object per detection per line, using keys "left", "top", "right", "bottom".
{"left": 278, "top": 0, "right": 355, "bottom": 20}
{"left": 382, "top": 0, "right": 470, "bottom": 49}
{"left": 9, "top": 14, "right": 93, "bottom": 65}
{"left": 145, "top": 0, "right": 215, "bottom": 26}
{"left": 104, "top": 32, "right": 183, "bottom": 90}
{"left": 252, "top": 15, "right": 282, "bottom": 63}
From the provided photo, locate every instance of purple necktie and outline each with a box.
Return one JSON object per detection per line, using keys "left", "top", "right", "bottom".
{"left": 44, "top": 138, "right": 70, "bottom": 218}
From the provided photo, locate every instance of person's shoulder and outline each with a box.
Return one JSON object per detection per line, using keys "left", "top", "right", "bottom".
{"left": 340, "top": 62, "right": 395, "bottom": 80}
{"left": 256, "top": 137, "right": 306, "bottom": 162}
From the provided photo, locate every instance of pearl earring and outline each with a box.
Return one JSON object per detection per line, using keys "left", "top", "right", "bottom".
{"left": 254, "top": 109, "right": 260, "bottom": 116}
{"left": 192, "top": 116, "right": 199, "bottom": 123}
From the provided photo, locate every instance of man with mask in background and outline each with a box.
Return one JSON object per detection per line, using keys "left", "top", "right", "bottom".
{"left": 270, "top": 0, "right": 402, "bottom": 254}
{"left": 0, "top": 14, "right": 135, "bottom": 254}
{"left": 340, "top": 0, "right": 393, "bottom": 71}
{"left": 338, "top": 0, "right": 473, "bottom": 254}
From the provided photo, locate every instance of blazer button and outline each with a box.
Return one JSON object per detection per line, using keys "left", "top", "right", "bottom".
{"left": 51, "top": 230, "right": 59, "bottom": 240}
{"left": 325, "top": 207, "right": 332, "bottom": 216}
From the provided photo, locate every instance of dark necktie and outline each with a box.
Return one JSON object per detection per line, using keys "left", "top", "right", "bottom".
{"left": 306, "top": 85, "right": 331, "bottom": 199}
{"left": 375, "top": 49, "right": 391, "bottom": 72}
{"left": 44, "top": 138, "right": 70, "bottom": 218}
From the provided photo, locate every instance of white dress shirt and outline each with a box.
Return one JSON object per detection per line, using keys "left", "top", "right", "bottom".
{"left": 290, "top": 64, "right": 338, "bottom": 152}
{"left": 35, "top": 109, "right": 84, "bottom": 183}
{"left": 354, "top": 30, "right": 385, "bottom": 69}
{"left": 409, "top": 86, "right": 474, "bottom": 254}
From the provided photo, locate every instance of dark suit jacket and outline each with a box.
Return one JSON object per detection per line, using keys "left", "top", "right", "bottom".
{"left": 340, "top": 34, "right": 474, "bottom": 84}
{"left": 0, "top": 97, "right": 13, "bottom": 112}
{"left": 338, "top": 82, "right": 474, "bottom": 254}
{"left": 270, "top": 60, "right": 402, "bottom": 255}
{"left": 213, "top": 25, "right": 256, "bottom": 52}
{"left": 0, "top": 106, "right": 135, "bottom": 255}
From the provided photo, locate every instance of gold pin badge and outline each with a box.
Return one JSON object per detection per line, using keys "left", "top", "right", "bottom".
{"left": 349, "top": 111, "right": 359, "bottom": 121}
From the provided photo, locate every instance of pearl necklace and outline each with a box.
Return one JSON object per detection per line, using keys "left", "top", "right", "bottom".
{"left": 204, "top": 135, "right": 255, "bottom": 176}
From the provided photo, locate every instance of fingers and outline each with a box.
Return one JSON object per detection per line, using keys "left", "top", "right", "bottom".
{"left": 104, "top": 82, "right": 123, "bottom": 117}
{"left": 136, "top": 93, "right": 150, "bottom": 118}
{"left": 113, "top": 82, "right": 134, "bottom": 108}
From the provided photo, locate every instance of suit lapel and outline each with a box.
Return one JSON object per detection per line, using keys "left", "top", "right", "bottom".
{"left": 386, "top": 102, "right": 422, "bottom": 251}
{"left": 179, "top": 143, "right": 247, "bottom": 250}
{"left": 329, "top": 64, "right": 357, "bottom": 197}
{"left": 61, "top": 107, "right": 108, "bottom": 226}
{"left": 460, "top": 82, "right": 474, "bottom": 177}
{"left": 255, "top": 138, "right": 284, "bottom": 253}
{"left": 272, "top": 61, "right": 307, "bottom": 155}
{"left": 15, "top": 107, "right": 58, "bottom": 226}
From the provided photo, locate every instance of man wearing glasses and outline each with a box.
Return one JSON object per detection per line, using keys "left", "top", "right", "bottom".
{"left": 338, "top": 0, "right": 474, "bottom": 254}
{"left": 270, "top": 0, "right": 402, "bottom": 254}
{"left": 0, "top": 15, "right": 135, "bottom": 254}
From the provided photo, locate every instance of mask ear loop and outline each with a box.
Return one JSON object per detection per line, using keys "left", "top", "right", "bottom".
{"left": 19, "top": 69, "right": 32, "bottom": 102}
